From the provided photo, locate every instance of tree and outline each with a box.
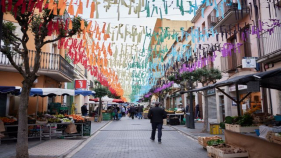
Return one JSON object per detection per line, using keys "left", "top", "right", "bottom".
{"left": 169, "top": 68, "right": 222, "bottom": 130}
{"left": 192, "top": 68, "right": 222, "bottom": 132}
{"left": 93, "top": 86, "right": 108, "bottom": 122}
{"left": 1, "top": 3, "right": 83, "bottom": 157}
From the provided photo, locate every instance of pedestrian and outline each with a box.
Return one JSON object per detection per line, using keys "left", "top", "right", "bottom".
{"left": 129, "top": 105, "right": 136, "bottom": 119}
{"left": 186, "top": 104, "right": 189, "bottom": 113}
{"left": 81, "top": 103, "right": 88, "bottom": 116}
{"left": 112, "top": 106, "right": 118, "bottom": 120}
{"left": 195, "top": 104, "right": 200, "bottom": 118}
{"left": 138, "top": 105, "right": 143, "bottom": 119}
{"left": 148, "top": 102, "right": 167, "bottom": 144}
{"left": 121, "top": 106, "right": 126, "bottom": 117}
{"left": 135, "top": 105, "right": 139, "bottom": 118}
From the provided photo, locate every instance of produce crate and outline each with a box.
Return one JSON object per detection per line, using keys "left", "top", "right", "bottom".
{"left": 143, "top": 113, "right": 148, "bottom": 119}
{"left": 198, "top": 136, "right": 222, "bottom": 148}
{"left": 271, "top": 134, "right": 281, "bottom": 145}
{"left": 210, "top": 145, "right": 248, "bottom": 158}
{"left": 207, "top": 146, "right": 215, "bottom": 157}
{"left": 216, "top": 149, "right": 248, "bottom": 158}
{"left": 231, "top": 125, "right": 258, "bottom": 133}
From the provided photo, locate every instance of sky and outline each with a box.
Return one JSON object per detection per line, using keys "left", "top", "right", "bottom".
{"left": 72, "top": 0, "right": 201, "bottom": 101}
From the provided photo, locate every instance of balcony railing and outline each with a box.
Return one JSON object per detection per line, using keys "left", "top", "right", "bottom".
{"left": 261, "top": 26, "right": 281, "bottom": 56}
{"left": 221, "top": 44, "right": 248, "bottom": 72}
{"left": 211, "top": 1, "right": 249, "bottom": 29}
{"left": 0, "top": 50, "right": 74, "bottom": 81}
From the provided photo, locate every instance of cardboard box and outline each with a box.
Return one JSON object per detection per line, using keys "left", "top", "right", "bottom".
{"left": 85, "top": 117, "right": 95, "bottom": 121}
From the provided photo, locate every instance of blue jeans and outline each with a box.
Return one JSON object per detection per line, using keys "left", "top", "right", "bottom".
{"left": 151, "top": 122, "right": 163, "bottom": 141}
{"left": 138, "top": 112, "right": 143, "bottom": 119}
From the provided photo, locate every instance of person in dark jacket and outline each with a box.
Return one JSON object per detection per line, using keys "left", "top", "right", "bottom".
{"left": 129, "top": 106, "right": 136, "bottom": 119}
{"left": 148, "top": 102, "right": 167, "bottom": 143}
{"left": 81, "top": 103, "right": 88, "bottom": 116}
{"left": 138, "top": 105, "right": 144, "bottom": 119}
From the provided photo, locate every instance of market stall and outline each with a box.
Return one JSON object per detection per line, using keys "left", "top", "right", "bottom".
{"left": 0, "top": 114, "right": 91, "bottom": 144}
{"left": 191, "top": 68, "right": 281, "bottom": 157}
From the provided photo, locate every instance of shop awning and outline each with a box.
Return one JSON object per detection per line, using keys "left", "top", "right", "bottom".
{"left": 29, "top": 88, "right": 75, "bottom": 97}
{"left": 112, "top": 99, "right": 124, "bottom": 103}
{"left": 0, "top": 86, "right": 21, "bottom": 95}
{"left": 75, "top": 90, "right": 95, "bottom": 96}
{"left": 184, "top": 68, "right": 281, "bottom": 93}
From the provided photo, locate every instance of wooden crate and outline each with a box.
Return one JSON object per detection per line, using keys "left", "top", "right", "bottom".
{"left": 271, "top": 134, "right": 281, "bottom": 145}
{"left": 198, "top": 136, "right": 222, "bottom": 148}
{"left": 216, "top": 150, "right": 248, "bottom": 158}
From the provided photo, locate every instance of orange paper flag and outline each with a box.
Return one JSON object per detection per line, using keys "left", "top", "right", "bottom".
{"left": 69, "top": 19, "right": 72, "bottom": 29}
{"left": 53, "top": 4, "right": 57, "bottom": 15}
{"left": 86, "top": 21, "right": 92, "bottom": 32}
{"left": 76, "top": 0, "right": 83, "bottom": 17}
{"left": 58, "top": 0, "right": 63, "bottom": 9}
{"left": 86, "top": 0, "right": 89, "bottom": 8}
{"left": 59, "top": 1, "right": 66, "bottom": 15}
{"left": 68, "top": 0, "right": 74, "bottom": 15}
{"left": 80, "top": 20, "right": 85, "bottom": 30}
{"left": 90, "top": 2, "right": 95, "bottom": 18}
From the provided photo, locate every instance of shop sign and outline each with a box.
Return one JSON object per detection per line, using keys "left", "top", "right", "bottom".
{"left": 229, "top": 85, "right": 247, "bottom": 92}
{"left": 75, "top": 80, "right": 87, "bottom": 89}
{"left": 207, "top": 88, "right": 215, "bottom": 95}
{"left": 247, "top": 81, "right": 260, "bottom": 92}
{"left": 242, "top": 57, "right": 257, "bottom": 68}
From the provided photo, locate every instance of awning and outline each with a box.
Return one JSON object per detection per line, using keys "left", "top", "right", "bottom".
{"left": 0, "top": 86, "right": 21, "bottom": 95}
{"left": 112, "top": 99, "right": 124, "bottom": 103}
{"left": 185, "top": 68, "right": 281, "bottom": 93}
{"left": 75, "top": 90, "right": 95, "bottom": 96}
{"left": 30, "top": 88, "right": 75, "bottom": 97}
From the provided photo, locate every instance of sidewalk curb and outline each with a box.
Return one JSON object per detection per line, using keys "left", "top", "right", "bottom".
{"left": 62, "top": 121, "right": 112, "bottom": 158}
{"left": 169, "top": 125, "right": 198, "bottom": 141}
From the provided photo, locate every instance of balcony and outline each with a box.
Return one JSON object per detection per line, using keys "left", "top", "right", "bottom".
{"left": 221, "top": 43, "right": 250, "bottom": 73}
{"left": 212, "top": 1, "right": 249, "bottom": 31}
{"left": 0, "top": 50, "right": 74, "bottom": 82}
{"left": 257, "top": 26, "right": 281, "bottom": 64}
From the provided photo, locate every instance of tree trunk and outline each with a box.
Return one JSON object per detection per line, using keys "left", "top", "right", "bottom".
{"left": 98, "top": 97, "right": 103, "bottom": 122}
{"left": 16, "top": 81, "right": 32, "bottom": 158}
{"left": 202, "top": 90, "right": 208, "bottom": 133}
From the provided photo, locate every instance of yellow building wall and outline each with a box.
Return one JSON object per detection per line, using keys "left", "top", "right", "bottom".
{"left": 3, "top": 13, "right": 52, "bottom": 53}
{"left": 0, "top": 71, "right": 61, "bottom": 116}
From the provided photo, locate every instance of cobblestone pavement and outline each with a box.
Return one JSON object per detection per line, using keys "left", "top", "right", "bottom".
{"left": 72, "top": 117, "right": 208, "bottom": 158}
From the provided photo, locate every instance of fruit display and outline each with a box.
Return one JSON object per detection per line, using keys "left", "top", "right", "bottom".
{"left": 61, "top": 118, "right": 72, "bottom": 123}
{"left": 47, "top": 118, "right": 61, "bottom": 123}
{"left": 65, "top": 115, "right": 85, "bottom": 122}
{"left": 54, "top": 114, "right": 65, "bottom": 118}
{"left": 0, "top": 117, "right": 17, "bottom": 124}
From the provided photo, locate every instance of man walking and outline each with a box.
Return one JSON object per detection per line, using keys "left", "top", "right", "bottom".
{"left": 81, "top": 103, "right": 88, "bottom": 116}
{"left": 138, "top": 105, "right": 143, "bottom": 119}
{"left": 148, "top": 102, "right": 167, "bottom": 144}
{"left": 129, "top": 105, "right": 136, "bottom": 119}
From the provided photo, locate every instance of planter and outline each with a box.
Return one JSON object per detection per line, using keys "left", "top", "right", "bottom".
{"left": 232, "top": 125, "right": 258, "bottom": 133}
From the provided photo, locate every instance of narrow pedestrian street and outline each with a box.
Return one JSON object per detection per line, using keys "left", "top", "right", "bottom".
{"left": 70, "top": 117, "right": 207, "bottom": 158}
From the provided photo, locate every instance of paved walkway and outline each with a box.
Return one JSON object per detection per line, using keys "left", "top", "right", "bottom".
{"left": 71, "top": 117, "right": 208, "bottom": 158}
